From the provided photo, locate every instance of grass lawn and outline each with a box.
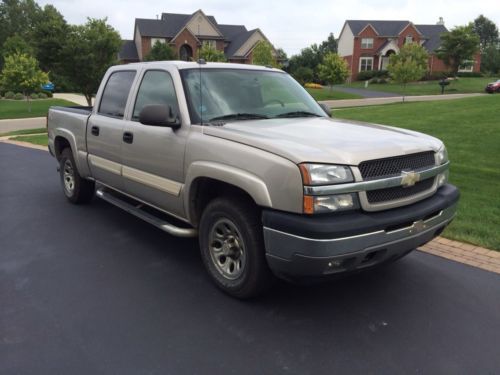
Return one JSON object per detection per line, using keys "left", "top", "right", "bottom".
{"left": 334, "top": 95, "right": 500, "bottom": 250}
{"left": 0, "top": 127, "right": 47, "bottom": 136}
{"left": 306, "top": 87, "right": 363, "bottom": 101}
{"left": 0, "top": 99, "right": 77, "bottom": 120}
{"left": 342, "top": 77, "right": 496, "bottom": 96}
{"left": 9, "top": 134, "right": 48, "bottom": 146}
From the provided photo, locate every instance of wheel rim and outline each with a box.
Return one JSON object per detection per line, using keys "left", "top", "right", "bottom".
{"left": 63, "top": 159, "right": 75, "bottom": 196}
{"left": 208, "top": 218, "right": 246, "bottom": 280}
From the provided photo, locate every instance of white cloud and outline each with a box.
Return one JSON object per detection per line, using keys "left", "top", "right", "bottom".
{"left": 38, "top": 0, "right": 500, "bottom": 56}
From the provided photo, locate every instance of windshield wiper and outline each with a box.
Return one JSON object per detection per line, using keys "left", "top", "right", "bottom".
{"left": 208, "top": 113, "right": 269, "bottom": 123}
{"left": 275, "top": 111, "right": 322, "bottom": 118}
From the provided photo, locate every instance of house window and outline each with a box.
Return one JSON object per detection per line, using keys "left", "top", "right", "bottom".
{"left": 361, "top": 38, "right": 374, "bottom": 49}
{"left": 151, "top": 38, "right": 166, "bottom": 46}
{"left": 202, "top": 40, "right": 216, "bottom": 49}
{"left": 458, "top": 60, "right": 474, "bottom": 72}
{"left": 359, "top": 57, "right": 374, "bottom": 72}
{"left": 405, "top": 35, "right": 413, "bottom": 44}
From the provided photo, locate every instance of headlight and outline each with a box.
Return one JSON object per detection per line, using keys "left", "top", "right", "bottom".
{"left": 303, "top": 193, "right": 359, "bottom": 214}
{"left": 436, "top": 146, "right": 448, "bottom": 165}
{"left": 299, "top": 163, "right": 354, "bottom": 185}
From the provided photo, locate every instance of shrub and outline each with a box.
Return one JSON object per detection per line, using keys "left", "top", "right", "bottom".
{"left": 38, "top": 92, "right": 48, "bottom": 99}
{"left": 5, "top": 91, "right": 15, "bottom": 99}
{"left": 456, "top": 71, "right": 483, "bottom": 77}
{"left": 304, "top": 83, "right": 323, "bottom": 89}
{"left": 292, "top": 66, "right": 314, "bottom": 85}
{"left": 14, "top": 93, "right": 24, "bottom": 100}
{"left": 41, "top": 90, "right": 53, "bottom": 98}
{"left": 30, "top": 93, "right": 39, "bottom": 99}
{"left": 357, "top": 71, "right": 377, "bottom": 81}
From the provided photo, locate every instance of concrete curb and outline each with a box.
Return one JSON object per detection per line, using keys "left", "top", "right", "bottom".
{"left": 321, "top": 93, "right": 488, "bottom": 109}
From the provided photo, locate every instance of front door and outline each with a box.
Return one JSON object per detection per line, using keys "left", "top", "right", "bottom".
{"left": 86, "top": 70, "right": 136, "bottom": 190}
{"left": 121, "top": 69, "right": 188, "bottom": 218}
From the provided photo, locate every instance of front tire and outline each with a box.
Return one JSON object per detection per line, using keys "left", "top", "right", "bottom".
{"left": 59, "top": 148, "right": 94, "bottom": 204}
{"left": 199, "top": 196, "right": 273, "bottom": 299}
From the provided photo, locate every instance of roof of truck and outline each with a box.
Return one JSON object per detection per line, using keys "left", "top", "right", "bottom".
{"left": 121, "top": 61, "right": 283, "bottom": 72}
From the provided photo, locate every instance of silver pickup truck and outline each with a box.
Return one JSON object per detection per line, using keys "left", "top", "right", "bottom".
{"left": 47, "top": 61, "right": 459, "bottom": 298}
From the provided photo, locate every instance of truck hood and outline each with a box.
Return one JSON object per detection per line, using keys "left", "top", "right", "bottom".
{"left": 202, "top": 117, "right": 442, "bottom": 165}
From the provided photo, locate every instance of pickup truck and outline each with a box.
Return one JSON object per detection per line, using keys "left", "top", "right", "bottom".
{"left": 47, "top": 61, "right": 459, "bottom": 298}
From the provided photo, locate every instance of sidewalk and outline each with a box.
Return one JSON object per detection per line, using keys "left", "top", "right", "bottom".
{"left": 322, "top": 93, "right": 487, "bottom": 109}
{"left": 0, "top": 117, "right": 46, "bottom": 133}
{"left": 53, "top": 93, "right": 92, "bottom": 106}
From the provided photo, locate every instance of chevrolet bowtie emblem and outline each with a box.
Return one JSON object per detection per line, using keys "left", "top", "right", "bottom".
{"left": 401, "top": 171, "right": 420, "bottom": 187}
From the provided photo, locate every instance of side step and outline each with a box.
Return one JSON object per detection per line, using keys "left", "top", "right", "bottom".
{"left": 96, "top": 188, "right": 197, "bottom": 238}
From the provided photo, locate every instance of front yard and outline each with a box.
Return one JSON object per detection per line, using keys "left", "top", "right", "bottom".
{"left": 334, "top": 95, "right": 500, "bottom": 250}
{"left": 0, "top": 98, "right": 77, "bottom": 119}
{"left": 341, "top": 77, "right": 495, "bottom": 96}
{"left": 306, "top": 87, "right": 363, "bottom": 101}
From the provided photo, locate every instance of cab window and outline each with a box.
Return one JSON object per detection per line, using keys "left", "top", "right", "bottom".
{"left": 133, "top": 70, "right": 179, "bottom": 121}
{"left": 98, "top": 71, "right": 136, "bottom": 118}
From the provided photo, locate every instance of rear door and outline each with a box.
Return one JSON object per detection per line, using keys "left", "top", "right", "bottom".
{"left": 120, "top": 68, "right": 188, "bottom": 217}
{"left": 86, "top": 70, "right": 137, "bottom": 190}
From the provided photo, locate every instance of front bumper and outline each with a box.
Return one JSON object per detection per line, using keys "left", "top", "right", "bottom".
{"left": 262, "top": 184, "right": 459, "bottom": 277}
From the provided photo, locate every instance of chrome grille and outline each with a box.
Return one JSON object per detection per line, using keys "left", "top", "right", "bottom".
{"left": 359, "top": 151, "right": 435, "bottom": 180}
{"left": 366, "top": 178, "right": 435, "bottom": 204}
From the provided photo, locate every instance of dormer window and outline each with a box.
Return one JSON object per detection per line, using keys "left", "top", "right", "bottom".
{"left": 361, "top": 38, "right": 374, "bottom": 49}
{"left": 405, "top": 35, "right": 413, "bottom": 44}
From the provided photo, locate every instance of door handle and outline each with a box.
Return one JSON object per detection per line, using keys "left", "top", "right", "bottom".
{"left": 91, "top": 126, "right": 99, "bottom": 136}
{"left": 123, "top": 131, "right": 134, "bottom": 144}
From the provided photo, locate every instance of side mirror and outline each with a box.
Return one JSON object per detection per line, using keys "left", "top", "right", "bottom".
{"left": 139, "top": 104, "right": 181, "bottom": 128}
{"left": 319, "top": 103, "right": 332, "bottom": 117}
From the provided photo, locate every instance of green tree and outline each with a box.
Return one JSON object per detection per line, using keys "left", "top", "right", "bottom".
{"left": 197, "top": 43, "right": 226, "bottom": 62}
{"left": 252, "top": 41, "right": 276, "bottom": 67}
{"left": 0, "top": 53, "right": 48, "bottom": 111}
{"left": 144, "top": 41, "right": 177, "bottom": 61}
{"left": 61, "top": 18, "right": 121, "bottom": 106}
{"left": 473, "top": 15, "right": 499, "bottom": 50}
{"left": 288, "top": 44, "right": 322, "bottom": 80}
{"left": 481, "top": 45, "right": 500, "bottom": 74}
{"left": 32, "top": 5, "right": 68, "bottom": 73}
{"left": 387, "top": 43, "right": 428, "bottom": 102}
{"left": 317, "top": 52, "right": 348, "bottom": 90}
{"left": 319, "top": 33, "right": 338, "bottom": 55}
{"left": 292, "top": 66, "right": 314, "bottom": 85}
{"left": 2, "top": 34, "right": 34, "bottom": 57}
{"left": 436, "top": 25, "right": 480, "bottom": 75}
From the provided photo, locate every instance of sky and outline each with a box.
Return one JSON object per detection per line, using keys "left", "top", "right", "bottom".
{"left": 38, "top": 0, "right": 500, "bottom": 56}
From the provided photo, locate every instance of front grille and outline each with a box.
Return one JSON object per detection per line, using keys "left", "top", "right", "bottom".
{"left": 359, "top": 151, "right": 435, "bottom": 180}
{"left": 367, "top": 178, "right": 435, "bottom": 204}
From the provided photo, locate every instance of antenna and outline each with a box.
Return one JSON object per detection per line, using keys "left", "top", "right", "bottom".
{"left": 198, "top": 23, "right": 203, "bottom": 125}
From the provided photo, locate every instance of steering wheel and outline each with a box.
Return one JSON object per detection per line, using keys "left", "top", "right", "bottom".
{"left": 263, "top": 99, "right": 285, "bottom": 107}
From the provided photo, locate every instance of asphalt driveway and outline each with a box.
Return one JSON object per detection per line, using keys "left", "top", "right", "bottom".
{"left": 1, "top": 143, "right": 499, "bottom": 374}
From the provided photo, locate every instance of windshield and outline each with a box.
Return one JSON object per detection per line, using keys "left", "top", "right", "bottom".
{"left": 180, "top": 68, "right": 326, "bottom": 124}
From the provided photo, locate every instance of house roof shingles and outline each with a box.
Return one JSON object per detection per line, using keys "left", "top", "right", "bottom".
{"left": 346, "top": 20, "right": 448, "bottom": 53}
{"left": 118, "top": 40, "right": 139, "bottom": 61}
{"left": 415, "top": 24, "right": 448, "bottom": 52}
{"left": 131, "top": 12, "right": 266, "bottom": 60}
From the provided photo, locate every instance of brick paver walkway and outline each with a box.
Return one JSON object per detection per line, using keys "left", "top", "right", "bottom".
{"left": 419, "top": 237, "right": 500, "bottom": 274}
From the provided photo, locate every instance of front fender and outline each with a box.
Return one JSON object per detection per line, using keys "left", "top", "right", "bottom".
{"left": 184, "top": 161, "right": 273, "bottom": 222}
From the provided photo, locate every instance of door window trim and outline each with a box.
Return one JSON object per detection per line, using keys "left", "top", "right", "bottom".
{"left": 131, "top": 69, "right": 181, "bottom": 123}
{"left": 97, "top": 70, "right": 137, "bottom": 119}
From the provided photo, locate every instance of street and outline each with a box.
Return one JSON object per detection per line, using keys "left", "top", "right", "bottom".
{"left": 1, "top": 142, "right": 499, "bottom": 374}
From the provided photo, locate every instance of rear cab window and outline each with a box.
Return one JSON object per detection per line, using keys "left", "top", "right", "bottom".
{"left": 98, "top": 71, "right": 136, "bottom": 118}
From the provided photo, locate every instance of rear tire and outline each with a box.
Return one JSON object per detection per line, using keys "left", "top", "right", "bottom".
{"left": 59, "top": 148, "right": 94, "bottom": 204}
{"left": 199, "top": 196, "right": 274, "bottom": 299}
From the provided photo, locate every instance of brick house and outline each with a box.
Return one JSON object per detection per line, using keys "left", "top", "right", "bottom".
{"left": 338, "top": 19, "right": 481, "bottom": 80}
{"left": 118, "top": 9, "right": 275, "bottom": 64}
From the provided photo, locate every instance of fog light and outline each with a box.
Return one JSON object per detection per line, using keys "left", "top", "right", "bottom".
{"left": 437, "top": 170, "right": 449, "bottom": 187}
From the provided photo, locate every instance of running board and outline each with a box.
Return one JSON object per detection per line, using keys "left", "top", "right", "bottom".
{"left": 95, "top": 188, "right": 197, "bottom": 238}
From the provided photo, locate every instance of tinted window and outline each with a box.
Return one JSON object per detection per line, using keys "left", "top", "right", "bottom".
{"left": 133, "top": 70, "right": 179, "bottom": 120}
{"left": 98, "top": 71, "right": 136, "bottom": 118}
